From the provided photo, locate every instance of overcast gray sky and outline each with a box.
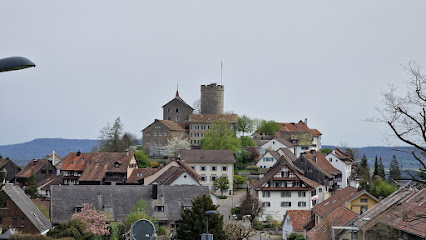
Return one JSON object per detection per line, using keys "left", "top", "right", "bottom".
{"left": 1, "top": 1, "right": 426, "bottom": 147}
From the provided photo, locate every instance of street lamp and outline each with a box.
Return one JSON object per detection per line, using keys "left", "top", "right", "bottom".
{"left": 0, "top": 57, "right": 35, "bottom": 72}
{"left": 202, "top": 210, "right": 218, "bottom": 240}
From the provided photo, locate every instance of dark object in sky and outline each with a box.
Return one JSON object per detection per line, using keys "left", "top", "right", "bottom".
{"left": 0, "top": 56, "right": 35, "bottom": 72}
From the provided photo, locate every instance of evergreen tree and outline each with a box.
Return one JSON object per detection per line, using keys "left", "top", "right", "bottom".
{"left": 359, "top": 154, "right": 370, "bottom": 181}
{"left": 373, "top": 155, "right": 379, "bottom": 177}
{"left": 378, "top": 157, "right": 386, "bottom": 179}
{"left": 177, "top": 195, "right": 225, "bottom": 240}
{"left": 388, "top": 155, "right": 401, "bottom": 183}
{"left": 25, "top": 173, "right": 39, "bottom": 199}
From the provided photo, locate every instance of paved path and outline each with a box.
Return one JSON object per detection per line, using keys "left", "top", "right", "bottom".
{"left": 216, "top": 190, "right": 246, "bottom": 223}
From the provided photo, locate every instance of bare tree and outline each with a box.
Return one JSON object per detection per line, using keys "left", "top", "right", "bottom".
{"left": 376, "top": 61, "right": 426, "bottom": 184}
{"left": 193, "top": 98, "right": 201, "bottom": 114}
{"left": 239, "top": 192, "right": 263, "bottom": 227}
{"left": 224, "top": 223, "right": 256, "bottom": 240}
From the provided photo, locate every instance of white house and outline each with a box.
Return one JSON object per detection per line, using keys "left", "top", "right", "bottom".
{"left": 325, "top": 148, "right": 353, "bottom": 188}
{"left": 177, "top": 149, "right": 236, "bottom": 196}
{"left": 143, "top": 159, "right": 201, "bottom": 186}
{"left": 259, "top": 138, "right": 294, "bottom": 156}
{"left": 251, "top": 154, "right": 327, "bottom": 221}
{"left": 256, "top": 150, "right": 281, "bottom": 169}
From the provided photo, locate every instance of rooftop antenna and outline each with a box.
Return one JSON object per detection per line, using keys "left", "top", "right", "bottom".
{"left": 176, "top": 82, "right": 179, "bottom": 97}
{"left": 220, "top": 60, "right": 223, "bottom": 85}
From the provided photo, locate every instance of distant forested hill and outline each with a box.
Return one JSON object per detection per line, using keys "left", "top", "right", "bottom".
{"left": 323, "top": 145, "right": 422, "bottom": 170}
{"left": 0, "top": 138, "right": 99, "bottom": 166}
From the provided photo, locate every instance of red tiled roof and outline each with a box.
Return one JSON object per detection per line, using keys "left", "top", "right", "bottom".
{"left": 307, "top": 206, "right": 358, "bottom": 240}
{"left": 301, "top": 151, "right": 341, "bottom": 177}
{"left": 126, "top": 168, "right": 159, "bottom": 184}
{"left": 142, "top": 119, "right": 187, "bottom": 132}
{"left": 16, "top": 159, "right": 50, "bottom": 178}
{"left": 356, "top": 187, "right": 426, "bottom": 238}
{"left": 278, "top": 121, "right": 322, "bottom": 136}
{"left": 332, "top": 148, "right": 353, "bottom": 163}
{"left": 78, "top": 152, "right": 132, "bottom": 182}
{"left": 312, "top": 186, "right": 377, "bottom": 218}
{"left": 188, "top": 114, "right": 238, "bottom": 123}
{"left": 61, "top": 152, "right": 91, "bottom": 171}
{"left": 286, "top": 210, "right": 311, "bottom": 232}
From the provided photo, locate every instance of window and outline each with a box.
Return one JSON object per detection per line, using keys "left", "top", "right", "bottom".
{"left": 298, "top": 191, "right": 306, "bottom": 197}
{"left": 154, "top": 140, "right": 157, "bottom": 145}
{"left": 262, "top": 191, "right": 270, "bottom": 198}
{"left": 191, "top": 166, "right": 196, "bottom": 170}
{"left": 154, "top": 132, "right": 157, "bottom": 136}
{"left": 1, "top": 199, "right": 6, "bottom": 208}
{"left": 286, "top": 219, "right": 290, "bottom": 225}
{"left": 168, "top": 117, "right": 171, "bottom": 120}
{"left": 155, "top": 206, "right": 165, "bottom": 212}
{"left": 168, "top": 108, "right": 170, "bottom": 113}
{"left": 200, "top": 176, "right": 206, "bottom": 182}
{"left": 75, "top": 205, "right": 83, "bottom": 213}
{"left": 211, "top": 166, "right": 217, "bottom": 171}
{"left": 298, "top": 202, "right": 307, "bottom": 207}
{"left": 164, "top": 131, "right": 167, "bottom": 136}
{"left": 360, "top": 198, "right": 368, "bottom": 203}
{"left": 41, "top": 170, "right": 46, "bottom": 174}
{"left": 262, "top": 202, "right": 271, "bottom": 207}
{"left": 21, "top": 218, "right": 24, "bottom": 227}
{"left": 301, "top": 146, "right": 309, "bottom": 150}
{"left": 281, "top": 191, "right": 291, "bottom": 197}
{"left": 159, "top": 131, "right": 162, "bottom": 136}
{"left": 281, "top": 202, "right": 291, "bottom": 207}
{"left": 175, "top": 116, "right": 179, "bottom": 121}
{"left": 176, "top": 108, "right": 179, "bottom": 112}
{"left": 222, "top": 166, "right": 227, "bottom": 171}
{"left": 211, "top": 176, "right": 216, "bottom": 182}
{"left": 311, "top": 190, "right": 317, "bottom": 196}
{"left": 312, "top": 199, "right": 317, "bottom": 206}
{"left": 201, "top": 166, "right": 206, "bottom": 171}
{"left": 319, "top": 188, "right": 322, "bottom": 193}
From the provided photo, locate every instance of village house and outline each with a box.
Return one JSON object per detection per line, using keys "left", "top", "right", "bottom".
{"left": 177, "top": 149, "right": 235, "bottom": 196}
{"left": 142, "top": 159, "right": 201, "bottom": 186}
{"left": 258, "top": 138, "right": 294, "bottom": 156}
{"left": 125, "top": 168, "right": 158, "bottom": 185}
{"left": 0, "top": 157, "right": 21, "bottom": 183}
{"left": 251, "top": 154, "right": 327, "bottom": 221}
{"left": 282, "top": 210, "right": 311, "bottom": 239}
{"left": 353, "top": 184, "right": 426, "bottom": 240}
{"left": 142, "top": 119, "right": 188, "bottom": 157}
{"left": 0, "top": 184, "right": 51, "bottom": 235}
{"left": 294, "top": 150, "right": 341, "bottom": 193}
{"left": 59, "top": 151, "right": 137, "bottom": 185}
{"left": 256, "top": 148, "right": 297, "bottom": 171}
{"left": 325, "top": 148, "right": 354, "bottom": 188}
{"left": 15, "top": 159, "right": 55, "bottom": 186}
{"left": 311, "top": 186, "right": 379, "bottom": 227}
{"left": 50, "top": 185, "right": 211, "bottom": 226}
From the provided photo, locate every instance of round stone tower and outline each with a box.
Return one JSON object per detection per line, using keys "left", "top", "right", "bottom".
{"left": 200, "top": 83, "right": 224, "bottom": 114}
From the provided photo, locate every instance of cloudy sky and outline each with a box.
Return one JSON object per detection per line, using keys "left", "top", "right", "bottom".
{"left": 1, "top": 1, "right": 426, "bottom": 147}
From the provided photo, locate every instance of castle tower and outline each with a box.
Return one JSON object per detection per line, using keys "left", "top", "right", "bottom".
{"left": 200, "top": 83, "right": 224, "bottom": 114}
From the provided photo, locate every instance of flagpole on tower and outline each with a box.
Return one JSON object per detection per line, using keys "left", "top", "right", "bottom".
{"left": 220, "top": 60, "right": 223, "bottom": 85}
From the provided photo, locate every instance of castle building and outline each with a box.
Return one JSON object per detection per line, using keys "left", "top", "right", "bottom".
{"left": 162, "top": 90, "right": 194, "bottom": 123}
{"left": 200, "top": 83, "right": 224, "bottom": 114}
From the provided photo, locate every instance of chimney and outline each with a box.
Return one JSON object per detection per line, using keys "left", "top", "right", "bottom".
{"left": 311, "top": 150, "right": 317, "bottom": 162}
{"left": 52, "top": 151, "right": 56, "bottom": 166}
{"left": 76, "top": 150, "right": 81, "bottom": 157}
{"left": 304, "top": 118, "right": 308, "bottom": 126}
{"left": 152, "top": 183, "right": 158, "bottom": 199}
{"left": 97, "top": 193, "right": 103, "bottom": 209}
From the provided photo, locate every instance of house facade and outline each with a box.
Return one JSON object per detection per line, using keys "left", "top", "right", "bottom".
{"left": 0, "top": 184, "right": 51, "bottom": 235}
{"left": 142, "top": 119, "right": 188, "bottom": 156}
{"left": 188, "top": 114, "right": 237, "bottom": 146}
{"left": 177, "top": 149, "right": 235, "bottom": 196}
{"left": 162, "top": 90, "right": 194, "bottom": 123}
{"left": 258, "top": 138, "right": 294, "bottom": 156}
{"left": 143, "top": 159, "right": 201, "bottom": 186}
{"left": 294, "top": 150, "right": 341, "bottom": 193}
{"left": 256, "top": 150, "right": 281, "bottom": 169}
{"left": 325, "top": 148, "right": 353, "bottom": 188}
{"left": 251, "top": 155, "right": 327, "bottom": 220}
{"left": 15, "top": 159, "right": 56, "bottom": 186}
{"left": 0, "top": 157, "right": 21, "bottom": 183}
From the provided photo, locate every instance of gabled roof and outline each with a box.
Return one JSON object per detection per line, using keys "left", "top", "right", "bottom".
{"left": 355, "top": 185, "right": 426, "bottom": 239}
{"left": 50, "top": 185, "right": 210, "bottom": 223}
{"left": 3, "top": 185, "right": 51, "bottom": 233}
{"left": 299, "top": 151, "right": 341, "bottom": 178}
{"left": 331, "top": 148, "right": 353, "bottom": 163}
{"left": 0, "top": 158, "right": 10, "bottom": 169}
{"left": 258, "top": 150, "right": 281, "bottom": 163}
{"left": 278, "top": 121, "right": 322, "bottom": 136}
{"left": 279, "top": 148, "right": 297, "bottom": 162}
{"left": 312, "top": 186, "right": 378, "bottom": 218}
{"left": 263, "top": 138, "right": 293, "bottom": 148}
{"left": 177, "top": 149, "right": 236, "bottom": 164}
{"left": 78, "top": 152, "right": 132, "bottom": 182}
{"left": 126, "top": 168, "right": 158, "bottom": 184}
{"left": 42, "top": 153, "right": 63, "bottom": 162}
{"left": 285, "top": 210, "right": 311, "bottom": 232}
{"left": 151, "top": 166, "right": 199, "bottom": 185}
{"left": 61, "top": 152, "right": 91, "bottom": 171}
{"left": 307, "top": 206, "right": 357, "bottom": 240}
{"left": 251, "top": 154, "right": 320, "bottom": 190}
{"left": 16, "top": 159, "right": 51, "bottom": 178}
{"left": 162, "top": 91, "right": 194, "bottom": 110}
{"left": 142, "top": 119, "right": 187, "bottom": 132}
{"left": 188, "top": 114, "right": 238, "bottom": 123}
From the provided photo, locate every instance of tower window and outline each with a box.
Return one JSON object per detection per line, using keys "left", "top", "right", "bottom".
{"left": 176, "top": 108, "right": 179, "bottom": 113}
